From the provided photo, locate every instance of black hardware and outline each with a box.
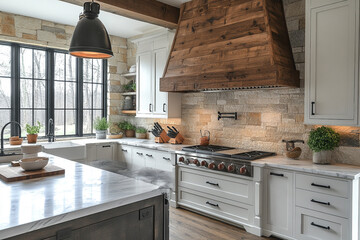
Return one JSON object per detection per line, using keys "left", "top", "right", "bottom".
{"left": 149, "top": 103, "right": 152, "bottom": 112}
{"left": 270, "top": 172, "right": 284, "bottom": 177}
{"left": 311, "top": 199, "right": 330, "bottom": 205}
{"left": 311, "top": 102, "right": 315, "bottom": 115}
{"left": 121, "top": 149, "right": 128, "bottom": 152}
{"left": 136, "top": 152, "right": 143, "bottom": 156}
{"left": 163, "top": 157, "right": 170, "bottom": 161}
{"left": 311, "top": 222, "right": 330, "bottom": 230}
{"left": 311, "top": 183, "right": 331, "bottom": 189}
{"left": 206, "top": 181, "right": 219, "bottom": 186}
{"left": 102, "top": 145, "right": 111, "bottom": 148}
{"left": 206, "top": 201, "right": 219, "bottom": 207}
{"left": 146, "top": 154, "right": 153, "bottom": 157}
{"left": 218, "top": 111, "right": 237, "bottom": 120}
{"left": 1, "top": 121, "right": 22, "bottom": 156}
{"left": 163, "top": 103, "right": 166, "bottom": 112}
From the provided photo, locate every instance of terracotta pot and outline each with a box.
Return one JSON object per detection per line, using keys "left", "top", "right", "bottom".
{"left": 125, "top": 130, "right": 135, "bottom": 137}
{"left": 27, "top": 134, "right": 38, "bottom": 144}
{"left": 313, "top": 150, "right": 332, "bottom": 164}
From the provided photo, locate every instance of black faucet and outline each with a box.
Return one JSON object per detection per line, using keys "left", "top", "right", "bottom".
{"left": 0, "top": 121, "right": 22, "bottom": 156}
{"left": 47, "top": 118, "right": 55, "bottom": 142}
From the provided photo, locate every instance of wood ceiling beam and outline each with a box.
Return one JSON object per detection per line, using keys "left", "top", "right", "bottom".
{"left": 61, "top": 0, "right": 180, "bottom": 29}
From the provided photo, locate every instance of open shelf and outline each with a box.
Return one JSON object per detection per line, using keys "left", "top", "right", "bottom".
{"left": 121, "top": 110, "right": 136, "bottom": 115}
{"left": 120, "top": 92, "right": 136, "bottom": 96}
{"left": 120, "top": 72, "right": 136, "bottom": 78}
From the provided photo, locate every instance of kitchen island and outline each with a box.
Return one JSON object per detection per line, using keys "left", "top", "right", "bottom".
{"left": 0, "top": 153, "right": 168, "bottom": 240}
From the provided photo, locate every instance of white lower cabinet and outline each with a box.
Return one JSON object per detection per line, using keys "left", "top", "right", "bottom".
{"left": 85, "top": 142, "right": 117, "bottom": 162}
{"left": 117, "top": 144, "right": 133, "bottom": 168}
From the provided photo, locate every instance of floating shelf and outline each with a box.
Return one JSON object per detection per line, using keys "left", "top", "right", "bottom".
{"left": 120, "top": 72, "right": 136, "bottom": 77}
{"left": 121, "top": 110, "right": 136, "bottom": 115}
{"left": 120, "top": 92, "right": 136, "bottom": 96}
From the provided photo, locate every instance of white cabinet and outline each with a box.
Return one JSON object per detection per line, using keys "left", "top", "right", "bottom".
{"left": 263, "top": 168, "right": 293, "bottom": 238}
{"left": 305, "top": 0, "right": 359, "bottom": 126}
{"left": 133, "top": 30, "right": 181, "bottom": 118}
{"left": 95, "top": 143, "right": 116, "bottom": 161}
{"left": 117, "top": 144, "right": 133, "bottom": 168}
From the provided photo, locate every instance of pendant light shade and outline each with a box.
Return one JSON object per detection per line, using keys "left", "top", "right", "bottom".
{"left": 69, "top": 2, "right": 113, "bottom": 59}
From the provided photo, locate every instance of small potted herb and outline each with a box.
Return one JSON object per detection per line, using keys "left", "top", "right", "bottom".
{"left": 94, "top": 117, "right": 109, "bottom": 139}
{"left": 307, "top": 126, "right": 340, "bottom": 164}
{"left": 118, "top": 121, "right": 136, "bottom": 137}
{"left": 123, "top": 81, "right": 136, "bottom": 92}
{"left": 26, "top": 121, "right": 42, "bottom": 144}
{"left": 107, "top": 123, "right": 123, "bottom": 139}
{"left": 136, "top": 127, "right": 147, "bottom": 139}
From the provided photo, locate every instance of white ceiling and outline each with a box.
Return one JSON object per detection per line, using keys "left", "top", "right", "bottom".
{"left": 0, "top": 0, "right": 169, "bottom": 38}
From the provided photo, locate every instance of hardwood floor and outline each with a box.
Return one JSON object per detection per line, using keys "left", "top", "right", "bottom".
{"left": 170, "top": 207, "right": 279, "bottom": 240}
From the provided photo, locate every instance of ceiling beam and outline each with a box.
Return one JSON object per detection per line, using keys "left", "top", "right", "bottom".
{"left": 61, "top": 0, "right": 180, "bottom": 29}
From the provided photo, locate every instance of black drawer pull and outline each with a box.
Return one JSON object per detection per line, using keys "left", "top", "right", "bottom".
{"left": 270, "top": 172, "right": 284, "bottom": 177}
{"left": 102, "top": 145, "right": 111, "bottom": 148}
{"left": 311, "top": 183, "right": 331, "bottom": 189}
{"left": 311, "top": 199, "right": 330, "bottom": 205}
{"left": 163, "top": 157, "right": 170, "bottom": 161}
{"left": 206, "top": 201, "right": 219, "bottom": 207}
{"left": 121, "top": 149, "right": 128, "bottom": 152}
{"left": 311, "top": 222, "right": 330, "bottom": 230}
{"left": 146, "top": 154, "right": 153, "bottom": 157}
{"left": 136, "top": 152, "right": 143, "bottom": 156}
{"left": 206, "top": 181, "right": 219, "bottom": 186}
{"left": 311, "top": 101, "right": 315, "bottom": 115}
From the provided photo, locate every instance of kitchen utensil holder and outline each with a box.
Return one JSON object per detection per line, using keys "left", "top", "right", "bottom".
{"left": 155, "top": 130, "right": 170, "bottom": 143}
{"left": 218, "top": 112, "right": 237, "bottom": 120}
{"left": 169, "top": 133, "right": 184, "bottom": 144}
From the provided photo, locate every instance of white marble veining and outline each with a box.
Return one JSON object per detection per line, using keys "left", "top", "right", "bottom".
{"left": 252, "top": 156, "right": 360, "bottom": 179}
{"left": 0, "top": 153, "right": 162, "bottom": 239}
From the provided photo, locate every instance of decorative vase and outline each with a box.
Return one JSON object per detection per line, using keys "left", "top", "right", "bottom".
{"left": 27, "top": 134, "right": 38, "bottom": 144}
{"left": 96, "top": 130, "right": 107, "bottom": 139}
{"left": 313, "top": 150, "right": 332, "bottom": 164}
{"left": 125, "top": 130, "right": 135, "bottom": 138}
{"left": 136, "top": 132, "right": 147, "bottom": 139}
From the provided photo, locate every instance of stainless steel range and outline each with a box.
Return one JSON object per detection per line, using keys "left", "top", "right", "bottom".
{"left": 177, "top": 145, "right": 275, "bottom": 178}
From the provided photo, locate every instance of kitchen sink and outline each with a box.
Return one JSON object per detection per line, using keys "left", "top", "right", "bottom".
{"left": 41, "top": 141, "right": 82, "bottom": 149}
{"left": 41, "top": 141, "right": 85, "bottom": 160}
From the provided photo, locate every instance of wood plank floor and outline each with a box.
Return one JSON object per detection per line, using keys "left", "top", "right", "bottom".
{"left": 170, "top": 207, "right": 280, "bottom": 240}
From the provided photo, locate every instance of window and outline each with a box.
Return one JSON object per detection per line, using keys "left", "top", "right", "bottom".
{"left": 0, "top": 42, "right": 107, "bottom": 138}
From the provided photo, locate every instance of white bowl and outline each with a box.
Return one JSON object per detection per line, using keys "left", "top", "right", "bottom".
{"left": 19, "top": 157, "right": 49, "bottom": 171}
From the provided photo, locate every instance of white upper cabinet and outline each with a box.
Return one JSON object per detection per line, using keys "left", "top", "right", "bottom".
{"left": 305, "top": 0, "right": 359, "bottom": 126}
{"left": 133, "top": 30, "right": 181, "bottom": 118}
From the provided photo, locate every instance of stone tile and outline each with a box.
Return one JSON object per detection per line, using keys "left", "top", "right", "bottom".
{"left": 22, "top": 33, "right": 37, "bottom": 40}
{"left": 289, "top": 30, "right": 305, "bottom": 48}
{"left": 0, "top": 24, "right": 15, "bottom": 36}
{"left": 15, "top": 15, "right": 41, "bottom": 30}
{"left": 246, "top": 112, "right": 261, "bottom": 126}
{"left": 37, "top": 30, "right": 56, "bottom": 42}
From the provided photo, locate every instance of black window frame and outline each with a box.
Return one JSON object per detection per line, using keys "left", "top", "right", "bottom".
{"left": 0, "top": 41, "right": 108, "bottom": 138}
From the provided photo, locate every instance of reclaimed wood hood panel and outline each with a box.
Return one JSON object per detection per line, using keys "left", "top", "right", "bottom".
{"left": 160, "top": 0, "right": 300, "bottom": 92}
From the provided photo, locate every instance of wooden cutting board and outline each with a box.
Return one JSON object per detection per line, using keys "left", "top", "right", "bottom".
{"left": 0, "top": 165, "right": 65, "bottom": 182}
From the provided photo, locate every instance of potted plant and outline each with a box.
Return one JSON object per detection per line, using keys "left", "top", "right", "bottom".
{"left": 118, "top": 121, "right": 136, "bottom": 137}
{"left": 307, "top": 126, "right": 340, "bottom": 164}
{"left": 26, "top": 121, "right": 42, "bottom": 144}
{"left": 123, "top": 81, "right": 136, "bottom": 92}
{"left": 136, "top": 127, "right": 147, "bottom": 139}
{"left": 94, "top": 117, "right": 109, "bottom": 139}
{"left": 107, "top": 123, "right": 123, "bottom": 139}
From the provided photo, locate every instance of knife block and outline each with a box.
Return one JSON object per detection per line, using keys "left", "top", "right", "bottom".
{"left": 155, "top": 130, "right": 170, "bottom": 143}
{"left": 169, "top": 133, "right": 184, "bottom": 144}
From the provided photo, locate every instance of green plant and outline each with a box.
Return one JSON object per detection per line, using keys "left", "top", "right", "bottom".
{"left": 307, "top": 126, "right": 340, "bottom": 152}
{"left": 136, "top": 127, "right": 147, "bottom": 134}
{"left": 109, "top": 123, "right": 121, "bottom": 134}
{"left": 94, "top": 117, "right": 109, "bottom": 131}
{"left": 118, "top": 121, "right": 136, "bottom": 131}
{"left": 26, "top": 121, "right": 42, "bottom": 135}
{"left": 123, "top": 81, "right": 136, "bottom": 92}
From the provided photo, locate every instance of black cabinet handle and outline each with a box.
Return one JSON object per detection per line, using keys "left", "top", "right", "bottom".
{"left": 311, "top": 101, "right": 315, "bottom": 115}
{"left": 163, "top": 103, "right": 167, "bottom": 112}
{"left": 136, "top": 152, "right": 143, "bottom": 156}
{"left": 270, "top": 172, "right": 284, "bottom": 177}
{"left": 311, "top": 183, "right": 331, "bottom": 189}
{"left": 311, "top": 199, "right": 330, "bottom": 205}
{"left": 121, "top": 149, "right": 128, "bottom": 152}
{"left": 149, "top": 103, "right": 152, "bottom": 112}
{"left": 206, "top": 201, "right": 219, "bottom": 207}
{"left": 311, "top": 222, "right": 330, "bottom": 230}
{"left": 102, "top": 145, "right": 111, "bottom": 148}
{"left": 146, "top": 154, "right": 153, "bottom": 157}
{"left": 206, "top": 181, "right": 219, "bottom": 186}
{"left": 163, "top": 157, "right": 170, "bottom": 161}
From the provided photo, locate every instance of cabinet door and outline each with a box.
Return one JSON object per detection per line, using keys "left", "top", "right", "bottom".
{"left": 305, "top": 0, "right": 358, "bottom": 125}
{"left": 153, "top": 47, "right": 168, "bottom": 115}
{"left": 137, "top": 51, "right": 153, "bottom": 115}
{"left": 131, "top": 147, "right": 146, "bottom": 169}
{"left": 264, "top": 168, "right": 293, "bottom": 237}
{"left": 118, "top": 145, "right": 132, "bottom": 168}
{"left": 96, "top": 144, "right": 114, "bottom": 161}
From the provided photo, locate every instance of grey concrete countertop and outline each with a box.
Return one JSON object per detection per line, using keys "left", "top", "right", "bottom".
{"left": 0, "top": 153, "right": 162, "bottom": 239}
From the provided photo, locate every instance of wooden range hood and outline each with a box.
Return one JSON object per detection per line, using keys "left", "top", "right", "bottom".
{"left": 160, "top": 0, "right": 300, "bottom": 92}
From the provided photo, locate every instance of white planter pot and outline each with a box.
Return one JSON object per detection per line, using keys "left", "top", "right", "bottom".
{"left": 313, "top": 150, "right": 332, "bottom": 164}
{"left": 96, "top": 130, "right": 107, "bottom": 139}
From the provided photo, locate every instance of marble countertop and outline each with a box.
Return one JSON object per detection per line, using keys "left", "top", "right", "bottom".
{"left": 252, "top": 156, "right": 360, "bottom": 180}
{"left": 0, "top": 153, "right": 162, "bottom": 239}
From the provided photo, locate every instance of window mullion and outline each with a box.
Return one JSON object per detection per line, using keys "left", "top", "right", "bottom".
{"left": 11, "top": 44, "right": 21, "bottom": 136}
{"left": 102, "top": 60, "right": 107, "bottom": 118}
{"left": 77, "top": 58, "right": 83, "bottom": 136}
{"left": 47, "top": 50, "right": 55, "bottom": 138}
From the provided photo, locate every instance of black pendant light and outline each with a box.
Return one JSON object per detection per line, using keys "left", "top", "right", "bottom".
{"left": 69, "top": 1, "right": 113, "bottom": 59}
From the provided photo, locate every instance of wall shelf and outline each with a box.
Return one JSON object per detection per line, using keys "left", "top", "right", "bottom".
{"left": 121, "top": 92, "right": 136, "bottom": 96}
{"left": 121, "top": 110, "right": 136, "bottom": 115}
{"left": 121, "top": 72, "right": 136, "bottom": 78}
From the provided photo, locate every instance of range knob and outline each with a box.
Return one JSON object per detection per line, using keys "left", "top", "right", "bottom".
{"left": 192, "top": 159, "right": 200, "bottom": 166}
{"left": 227, "top": 164, "right": 235, "bottom": 173}
{"left": 239, "top": 165, "right": 247, "bottom": 174}
{"left": 200, "top": 160, "right": 208, "bottom": 167}
{"left": 178, "top": 157, "right": 185, "bottom": 163}
{"left": 208, "top": 162, "right": 216, "bottom": 170}
{"left": 218, "top": 162, "right": 226, "bottom": 171}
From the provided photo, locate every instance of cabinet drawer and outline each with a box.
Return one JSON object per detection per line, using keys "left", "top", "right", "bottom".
{"left": 295, "top": 207, "right": 349, "bottom": 240}
{"left": 178, "top": 187, "right": 254, "bottom": 225}
{"left": 295, "top": 189, "right": 349, "bottom": 218}
{"left": 178, "top": 167, "right": 253, "bottom": 204}
{"left": 296, "top": 173, "right": 349, "bottom": 198}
